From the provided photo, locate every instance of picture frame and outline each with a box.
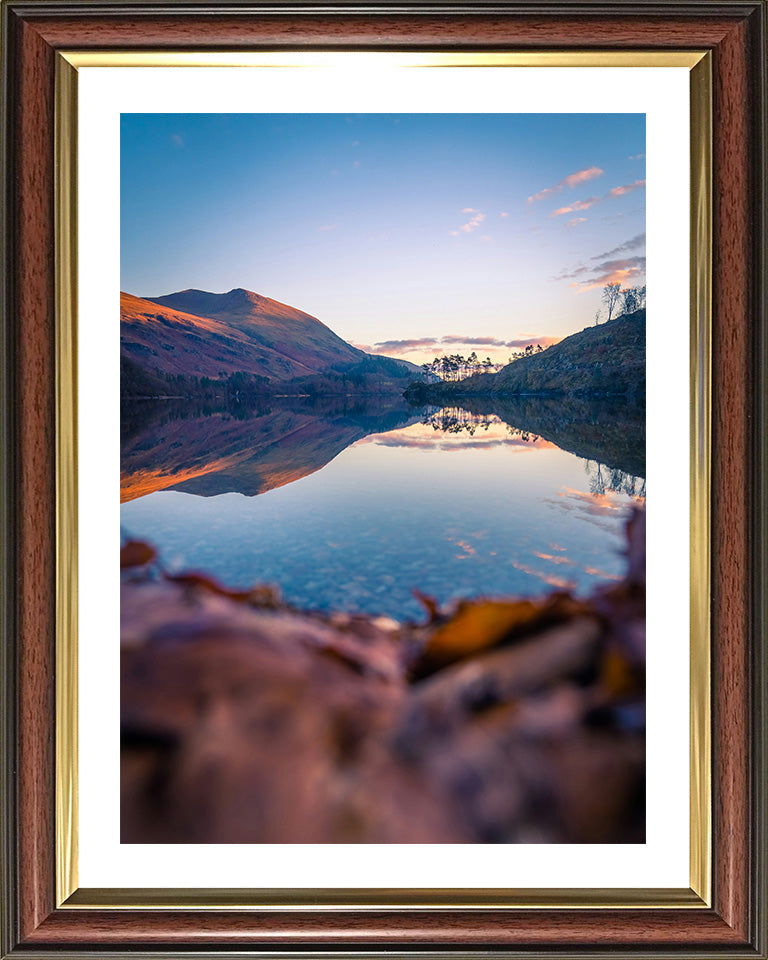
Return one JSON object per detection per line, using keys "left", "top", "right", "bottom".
{"left": 1, "top": 1, "right": 766, "bottom": 956}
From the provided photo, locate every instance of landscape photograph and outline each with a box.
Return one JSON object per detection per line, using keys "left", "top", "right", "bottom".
{"left": 120, "top": 113, "right": 647, "bottom": 844}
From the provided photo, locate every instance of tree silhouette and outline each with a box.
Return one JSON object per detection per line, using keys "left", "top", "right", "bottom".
{"left": 620, "top": 286, "right": 639, "bottom": 314}
{"left": 601, "top": 282, "right": 622, "bottom": 321}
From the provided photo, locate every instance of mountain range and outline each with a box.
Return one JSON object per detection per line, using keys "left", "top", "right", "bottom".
{"left": 120, "top": 398, "right": 420, "bottom": 502}
{"left": 120, "top": 287, "right": 417, "bottom": 396}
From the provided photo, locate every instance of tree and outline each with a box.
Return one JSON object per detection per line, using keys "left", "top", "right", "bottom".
{"left": 601, "top": 282, "right": 622, "bottom": 321}
{"left": 620, "top": 286, "right": 640, "bottom": 314}
{"left": 594, "top": 308, "right": 602, "bottom": 326}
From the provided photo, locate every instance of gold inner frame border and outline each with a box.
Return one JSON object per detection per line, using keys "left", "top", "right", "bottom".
{"left": 54, "top": 49, "right": 712, "bottom": 912}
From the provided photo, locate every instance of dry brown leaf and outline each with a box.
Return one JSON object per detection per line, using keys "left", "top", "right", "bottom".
{"left": 412, "top": 589, "right": 440, "bottom": 622}
{"left": 422, "top": 598, "right": 542, "bottom": 667}
{"left": 120, "top": 540, "right": 156, "bottom": 569}
{"left": 599, "top": 645, "right": 643, "bottom": 698}
{"left": 165, "top": 570, "right": 267, "bottom": 605}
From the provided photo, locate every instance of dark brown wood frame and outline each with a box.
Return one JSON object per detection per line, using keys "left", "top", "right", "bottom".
{"left": 1, "top": 2, "right": 766, "bottom": 956}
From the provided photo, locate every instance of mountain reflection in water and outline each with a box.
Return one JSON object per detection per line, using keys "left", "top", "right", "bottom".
{"left": 121, "top": 396, "right": 645, "bottom": 620}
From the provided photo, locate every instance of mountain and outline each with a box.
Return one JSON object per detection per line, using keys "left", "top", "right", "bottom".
{"left": 120, "top": 397, "right": 420, "bottom": 502}
{"left": 406, "top": 309, "right": 645, "bottom": 401}
{"left": 120, "top": 288, "right": 417, "bottom": 395}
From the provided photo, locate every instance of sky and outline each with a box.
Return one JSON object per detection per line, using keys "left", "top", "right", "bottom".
{"left": 121, "top": 113, "right": 645, "bottom": 366}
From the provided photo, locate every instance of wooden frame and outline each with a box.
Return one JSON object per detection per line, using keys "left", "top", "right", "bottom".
{"left": 1, "top": 1, "right": 766, "bottom": 956}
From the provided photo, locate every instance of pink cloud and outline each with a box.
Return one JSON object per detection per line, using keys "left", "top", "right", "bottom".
{"left": 562, "top": 166, "right": 604, "bottom": 189}
{"left": 608, "top": 179, "right": 646, "bottom": 198}
{"left": 555, "top": 249, "right": 646, "bottom": 292}
{"left": 573, "top": 256, "right": 646, "bottom": 291}
{"left": 550, "top": 197, "right": 601, "bottom": 217}
{"left": 461, "top": 211, "right": 485, "bottom": 232}
{"left": 528, "top": 165, "right": 604, "bottom": 204}
{"left": 549, "top": 179, "right": 646, "bottom": 218}
{"left": 449, "top": 209, "right": 486, "bottom": 235}
{"left": 369, "top": 337, "right": 439, "bottom": 354}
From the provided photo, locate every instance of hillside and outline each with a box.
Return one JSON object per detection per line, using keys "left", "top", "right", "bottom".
{"left": 120, "top": 397, "right": 419, "bottom": 502}
{"left": 407, "top": 309, "right": 645, "bottom": 401}
{"left": 121, "top": 288, "right": 416, "bottom": 396}
{"left": 441, "top": 396, "right": 645, "bottom": 480}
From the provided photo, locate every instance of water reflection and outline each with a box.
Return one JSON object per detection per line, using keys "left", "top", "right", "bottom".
{"left": 121, "top": 396, "right": 422, "bottom": 502}
{"left": 120, "top": 396, "right": 645, "bottom": 619}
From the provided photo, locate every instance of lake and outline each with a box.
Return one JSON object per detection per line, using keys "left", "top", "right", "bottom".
{"left": 120, "top": 396, "right": 645, "bottom": 621}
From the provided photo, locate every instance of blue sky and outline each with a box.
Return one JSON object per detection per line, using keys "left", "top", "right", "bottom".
{"left": 121, "top": 113, "right": 645, "bottom": 364}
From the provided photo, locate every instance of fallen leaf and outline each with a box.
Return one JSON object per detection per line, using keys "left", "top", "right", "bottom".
{"left": 412, "top": 589, "right": 440, "bottom": 622}
{"left": 599, "top": 645, "right": 644, "bottom": 698}
{"left": 421, "top": 599, "right": 542, "bottom": 668}
{"left": 120, "top": 540, "right": 156, "bottom": 569}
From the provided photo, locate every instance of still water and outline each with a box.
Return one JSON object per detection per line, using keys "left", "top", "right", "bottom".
{"left": 120, "top": 398, "right": 645, "bottom": 621}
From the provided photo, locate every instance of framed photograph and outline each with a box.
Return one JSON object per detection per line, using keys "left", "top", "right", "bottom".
{"left": 1, "top": 2, "right": 766, "bottom": 957}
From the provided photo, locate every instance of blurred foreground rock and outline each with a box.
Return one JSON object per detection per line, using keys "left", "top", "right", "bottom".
{"left": 121, "top": 511, "right": 645, "bottom": 843}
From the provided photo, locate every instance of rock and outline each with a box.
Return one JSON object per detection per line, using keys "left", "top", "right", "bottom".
{"left": 121, "top": 509, "right": 645, "bottom": 843}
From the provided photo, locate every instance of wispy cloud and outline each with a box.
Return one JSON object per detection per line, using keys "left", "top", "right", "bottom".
{"left": 365, "top": 333, "right": 561, "bottom": 356}
{"left": 450, "top": 208, "right": 486, "bottom": 235}
{"left": 550, "top": 197, "right": 600, "bottom": 217}
{"left": 528, "top": 165, "right": 604, "bottom": 204}
{"left": 558, "top": 255, "right": 646, "bottom": 292}
{"left": 441, "top": 335, "right": 506, "bottom": 347}
{"left": 171, "top": 133, "right": 184, "bottom": 147}
{"left": 500, "top": 211, "right": 509, "bottom": 218}
{"left": 628, "top": 153, "right": 645, "bottom": 160}
{"left": 553, "top": 263, "right": 587, "bottom": 281}
{"left": 566, "top": 217, "right": 587, "bottom": 228}
{"left": 554, "top": 232, "right": 647, "bottom": 290}
{"left": 370, "top": 337, "right": 440, "bottom": 354}
{"left": 608, "top": 179, "right": 646, "bottom": 198}
{"left": 592, "top": 232, "right": 645, "bottom": 260}
{"left": 579, "top": 256, "right": 646, "bottom": 289}
{"left": 549, "top": 179, "right": 646, "bottom": 217}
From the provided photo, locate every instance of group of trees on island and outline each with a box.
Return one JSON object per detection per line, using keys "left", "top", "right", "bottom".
{"left": 420, "top": 345, "right": 546, "bottom": 383}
